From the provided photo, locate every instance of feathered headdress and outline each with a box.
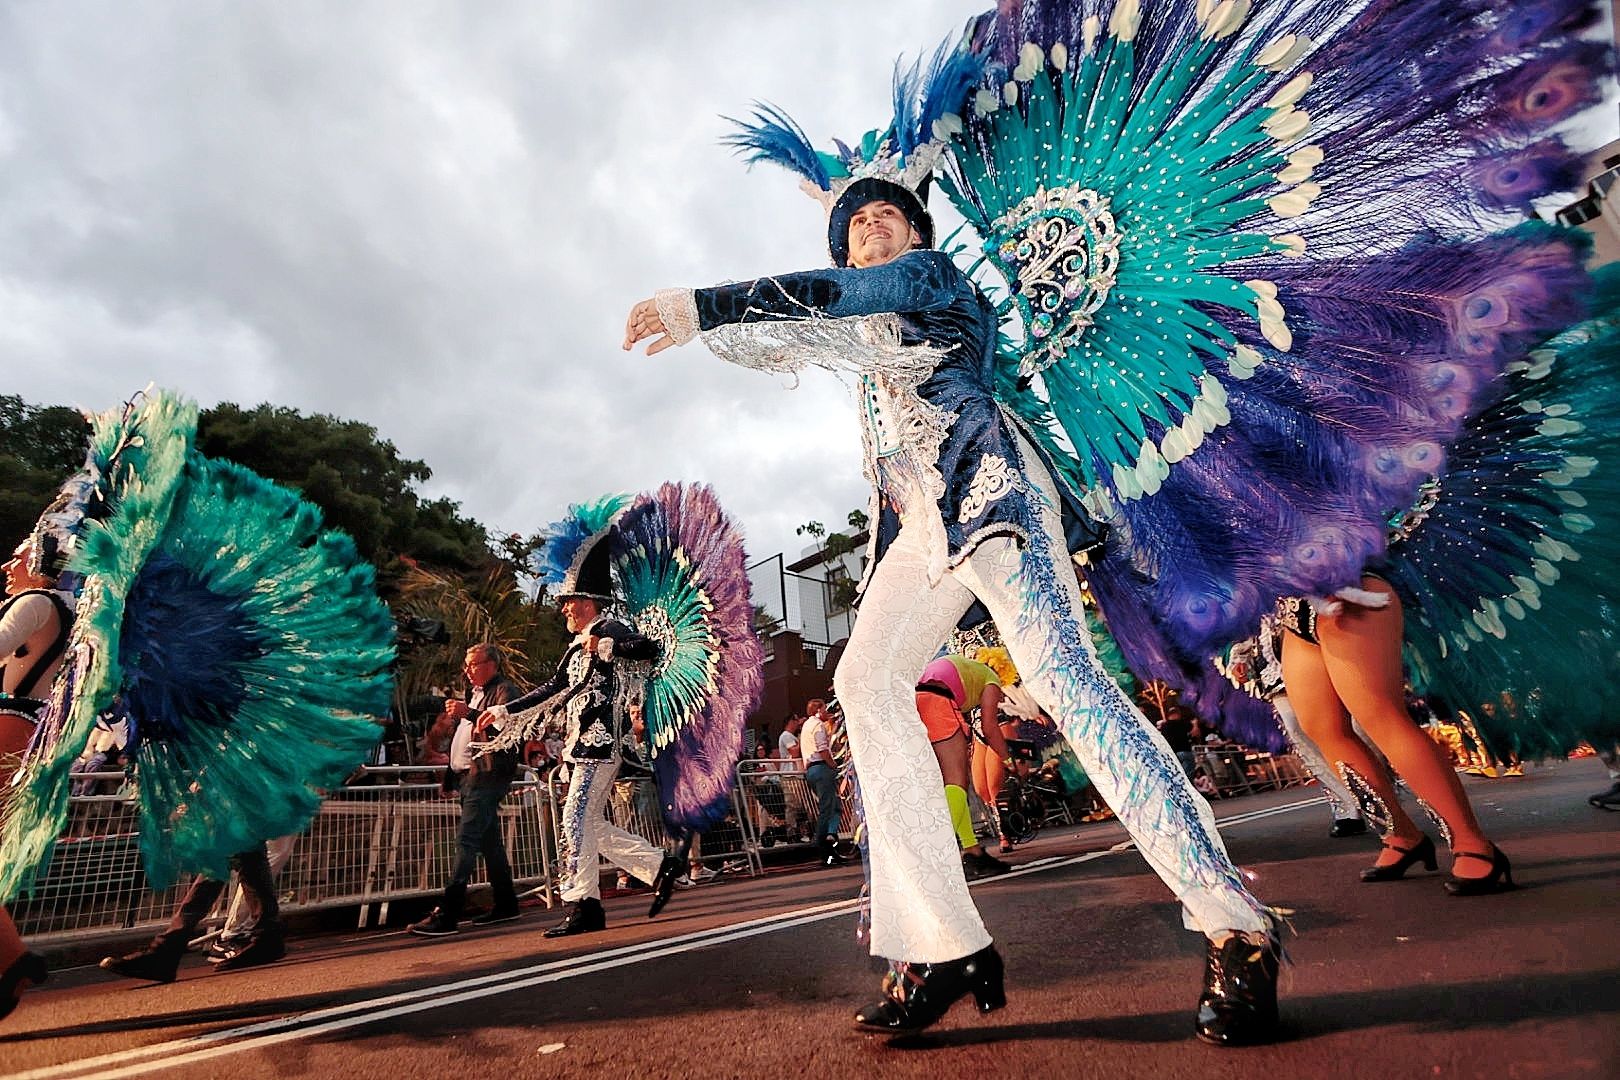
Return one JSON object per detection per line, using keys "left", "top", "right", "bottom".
{"left": 721, "top": 28, "right": 985, "bottom": 265}
{"left": 24, "top": 394, "right": 154, "bottom": 586}
{"left": 530, "top": 493, "right": 633, "bottom": 602}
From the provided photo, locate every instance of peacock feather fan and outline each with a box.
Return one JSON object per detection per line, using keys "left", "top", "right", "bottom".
{"left": 935, "top": 0, "right": 1613, "bottom": 654}
{"left": 0, "top": 390, "right": 394, "bottom": 898}
{"left": 1385, "top": 265, "right": 1620, "bottom": 758}
{"left": 610, "top": 482, "right": 764, "bottom": 833}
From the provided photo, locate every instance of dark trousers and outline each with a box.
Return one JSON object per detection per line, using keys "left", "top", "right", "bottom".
{"left": 452, "top": 775, "right": 515, "bottom": 895}
{"left": 154, "top": 844, "right": 280, "bottom": 949}
{"left": 805, "top": 762, "right": 842, "bottom": 843}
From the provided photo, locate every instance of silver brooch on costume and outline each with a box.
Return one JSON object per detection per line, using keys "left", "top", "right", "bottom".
{"left": 988, "top": 184, "right": 1123, "bottom": 378}
{"left": 1387, "top": 477, "right": 1442, "bottom": 543}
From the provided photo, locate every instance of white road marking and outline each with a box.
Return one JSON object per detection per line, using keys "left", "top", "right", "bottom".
{"left": 8, "top": 792, "right": 1326, "bottom": 1080}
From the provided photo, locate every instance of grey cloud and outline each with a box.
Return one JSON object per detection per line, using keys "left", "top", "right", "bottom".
{"left": 0, "top": 0, "right": 986, "bottom": 561}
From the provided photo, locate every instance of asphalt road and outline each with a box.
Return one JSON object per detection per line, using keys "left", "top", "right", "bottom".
{"left": 2, "top": 759, "right": 1616, "bottom": 1080}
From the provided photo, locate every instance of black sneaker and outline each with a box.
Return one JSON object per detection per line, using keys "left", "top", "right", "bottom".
{"left": 1588, "top": 780, "right": 1620, "bottom": 810}
{"left": 1328, "top": 817, "right": 1368, "bottom": 837}
{"left": 470, "top": 907, "right": 522, "bottom": 926}
{"left": 213, "top": 935, "right": 286, "bottom": 973}
{"left": 408, "top": 908, "right": 460, "bottom": 937}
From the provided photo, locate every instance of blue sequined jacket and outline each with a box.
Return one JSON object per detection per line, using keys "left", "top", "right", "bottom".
{"left": 689, "top": 249, "right": 1094, "bottom": 590}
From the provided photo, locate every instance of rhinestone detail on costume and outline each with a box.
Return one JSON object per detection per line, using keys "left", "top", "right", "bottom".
{"left": 986, "top": 184, "right": 1122, "bottom": 378}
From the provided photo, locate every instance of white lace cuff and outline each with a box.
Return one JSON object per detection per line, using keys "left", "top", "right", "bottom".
{"left": 654, "top": 288, "right": 700, "bottom": 346}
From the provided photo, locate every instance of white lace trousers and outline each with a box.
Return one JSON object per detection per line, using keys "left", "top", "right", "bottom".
{"left": 835, "top": 448, "right": 1271, "bottom": 963}
{"left": 1273, "top": 695, "right": 1361, "bottom": 821}
{"left": 559, "top": 758, "right": 666, "bottom": 903}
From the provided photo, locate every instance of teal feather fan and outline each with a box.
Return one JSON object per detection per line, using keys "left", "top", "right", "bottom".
{"left": 942, "top": 30, "right": 1299, "bottom": 500}
{"left": 1, "top": 390, "right": 394, "bottom": 897}
{"left": 1388, "top": 267, "right": 1620, "bottom": 758}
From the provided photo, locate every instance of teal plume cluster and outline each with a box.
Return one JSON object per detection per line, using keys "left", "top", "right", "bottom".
{"left": 1, "top": 390, "right": 394, "bottom": 898}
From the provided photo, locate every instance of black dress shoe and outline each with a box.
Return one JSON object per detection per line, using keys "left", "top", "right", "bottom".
{"left": 853, "top": 944, "right": 1005, "bottom": 1032}
{"left": 1195, "top": 932, "right": 1281, "bottom": 1046}
{"left": 1444, "top": 846, "right": 1516, "bottom": 896}
{"left": 0, "top": 951, "right": 47, "bottom": 1020}
{"left": 647, "top": 854, "right": 686, "bottom": 918}
{"left": 544, "top": 898, "right": 606, "bottom": 938}
{"left": 213, "top": 935, "right": 286, "bottom": 973}
{"left": 100, "top": 943, "right": 184, "bottom": 984}
{"left": 1359, "top": 834, "right": 1437, "bottom": 882}
{"left": 1328, "top": 817, "right": 1368, "bottom": 837}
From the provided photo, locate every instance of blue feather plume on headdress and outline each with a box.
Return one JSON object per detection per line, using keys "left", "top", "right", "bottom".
{"left": 892, "top": 35, "right": 983, "bottom": 155}
{"left": 720, "top": 102, "right": 834, "bottom": 189}
{"left": 529, "top": 493, "right": 632, "bottom": 588}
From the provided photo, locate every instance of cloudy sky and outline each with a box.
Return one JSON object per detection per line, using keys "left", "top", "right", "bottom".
{"left": 0, "top": 1, "right": 986, "bottom": 564}
{"left": 4, "top": 3, "right": 1617, "bottom": 570}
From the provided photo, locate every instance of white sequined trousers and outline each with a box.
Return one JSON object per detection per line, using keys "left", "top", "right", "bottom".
{"left": 835, "top": 442, "right": 1271, "bottom": 964}
{"left": 559, "top": 758, "right": 666, "bottom": 903}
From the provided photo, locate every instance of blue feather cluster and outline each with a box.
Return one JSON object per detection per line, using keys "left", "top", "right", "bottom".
{"left": 891, "top": 36, "right": 983, "bottom": 155}
{"left": 720, "top": 103, "right": 832, "bottom": 189}
{"left": 529, "top": 493, "right": 631, "bottom": 587}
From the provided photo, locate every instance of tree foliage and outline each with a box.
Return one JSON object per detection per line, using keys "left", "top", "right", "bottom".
{"left": 394, "top": 559, "right": 570, "bottom": 701}
{"left": 0, "top": 395, "right": 92, "bottom": 556}
{"left": 196, "top": 403, "right": 489, "bottom": 576}
{"left": 1, "top": 393, "right": 577, "bottom": 762}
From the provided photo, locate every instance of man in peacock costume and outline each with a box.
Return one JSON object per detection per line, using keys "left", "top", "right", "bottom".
{"left": 624, "top": 0, "right": 1615, "bottom": 1047}
{"left": 0, "top": 389, "right": 396, "bottom": 986}
{"left": 477, "top": 483, "right": 763, "bottom": 936}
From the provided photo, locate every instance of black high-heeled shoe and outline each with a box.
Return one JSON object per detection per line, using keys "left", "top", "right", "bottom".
{"left": 853, "top": 944, "right": 1005, "bottom": 1032}
{"left": 1444, "top": 846, "right": 1516, "bottom": 896}
{"left": 1359, "top": 834, "right": 1437, "bottom": 882}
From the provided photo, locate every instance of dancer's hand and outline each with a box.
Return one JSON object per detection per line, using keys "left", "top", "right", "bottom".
{"left": 623, "top": 298, "right": 674, "bottom": 355}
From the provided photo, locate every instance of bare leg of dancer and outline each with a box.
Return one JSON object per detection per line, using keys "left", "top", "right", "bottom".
{"left": 1282, "top": 632, "right": 1427, "bottom": 868}
{"left": 1288, "top": 577, "right": 1497, "bottom": 877}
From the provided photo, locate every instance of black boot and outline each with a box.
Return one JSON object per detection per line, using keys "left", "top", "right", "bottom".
{"left": 962, "top": 849, "right": 1012, "bottom": 879}
{"left": 100, "top": 937, "right": 186, "bottom": 984}
{"left": 1195, "top": 931, "right": 1282, "bottom": 1046}
{"left": 853, "top": 944, "right": 1006, "bottom": 1032}
{"left": 544, "top": 897, "right": 606, "bottom": 938}
{"left": 647, "top": 854, "right": 686, "bottom": 918}
{"left": 409, "top": 880, "right": 467, "bottom": 937}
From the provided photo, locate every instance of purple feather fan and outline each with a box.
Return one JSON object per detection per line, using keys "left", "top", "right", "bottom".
{"left": 612, "top": 482, "right": 764, "bottom": 835}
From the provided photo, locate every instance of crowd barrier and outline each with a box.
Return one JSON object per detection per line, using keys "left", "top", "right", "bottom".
{"left": 1193, "top": 746, "right": 1310, "bottom": 798}
{"left": 10, "top": 750, "right": 1304, "bottom": 947}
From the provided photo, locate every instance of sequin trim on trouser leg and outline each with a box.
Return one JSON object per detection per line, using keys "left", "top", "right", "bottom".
{"left": 560, "top": 759, "right": 618, "bottom": 903}
{"left": 955, "top": 436, "right": 1271, "bottom": 938}
{"left": 1336, "top": 762, "right": 1393, "bottom": 836}
{"left": 1274, "top": 696, "right": 1360, "bottom": 820}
